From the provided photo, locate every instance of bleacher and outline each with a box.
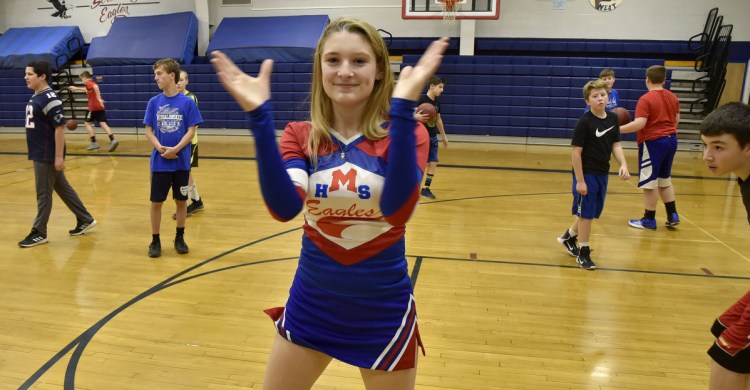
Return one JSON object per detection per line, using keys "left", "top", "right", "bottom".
{"left": 0, "top": 68, "right": 28, "bottom": 127}
{"left": 95, "top": 63, "right": 312, "bottom": 130}
{"left": 402, "top": 54, "right": 667, "bottom": 139}
{"left": 0, "top": 18, "right": 683, "bottom": 141}
{"left": 387, "top": 37, "right": 692, "bottom": 59}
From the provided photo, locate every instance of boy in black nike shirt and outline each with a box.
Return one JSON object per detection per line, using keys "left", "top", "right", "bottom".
{"left": 557, "top": 79, "right": 630, "bottom": 270}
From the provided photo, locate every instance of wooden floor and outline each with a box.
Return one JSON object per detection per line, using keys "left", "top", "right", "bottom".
{"left": 1, "top": 131, "right": 749, "bottom": 389}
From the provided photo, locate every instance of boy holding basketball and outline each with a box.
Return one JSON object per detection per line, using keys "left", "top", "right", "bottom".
{"left": 700, "top": 102, "right": 750, "bottom": 389}
{"left": 417, "top": 76, "right": 448, "bottom": 199}
{"left": 620, "top": 65, "right": 681, "bottom": 230}
{"left": 67, "top": 71, "right": 119, "bottom": 152}
{"left": 557, "top": 79, "right": 629, "bottom": 270}
{"left": 585, "top": 68, "right": 619, "bottom": 111}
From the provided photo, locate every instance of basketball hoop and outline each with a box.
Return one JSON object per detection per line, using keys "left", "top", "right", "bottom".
{"left": 438, "top": 0, "right": 462, "bottom": 24}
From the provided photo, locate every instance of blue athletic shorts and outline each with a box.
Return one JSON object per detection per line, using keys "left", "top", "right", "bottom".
{"left": 637, "top": 135, "right": 677, "bottom": 189}
{"left": 571, "top": 173, "right": 609, "bottom": 219}
{"left": 427, "top": 136, "right": 439, "bottom": 163}
{"left": 150, "top": 170, "right": 190, "bottom": 202}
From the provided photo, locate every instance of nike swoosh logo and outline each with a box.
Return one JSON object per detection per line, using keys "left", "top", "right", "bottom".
{"left": 595, "top": 126, "right": 615, "bottom": 137}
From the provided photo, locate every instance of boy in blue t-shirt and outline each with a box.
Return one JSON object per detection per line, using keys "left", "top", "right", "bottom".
{"left": 143, "top": 58, "right": 202, "bottom": 258}
{"left": 584, "top": 68, "right": 619, "bottom": 112}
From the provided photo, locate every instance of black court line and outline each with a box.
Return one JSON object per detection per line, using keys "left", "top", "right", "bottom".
{"left": 410, "top": 254, "right": 750, "bottom": 280}
{"left": 0, "top": 149, "right": 734, "bottom": 182}
{"left": 21, "top": 226, "right": 302, "bottom": 390}
{"left": 411, "top": 257, "right": 424, "bottom": 287}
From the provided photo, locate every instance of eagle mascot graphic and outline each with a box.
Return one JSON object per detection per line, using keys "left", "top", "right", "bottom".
{"left": 48, "top": 0, "right": 72, "bottom": 19}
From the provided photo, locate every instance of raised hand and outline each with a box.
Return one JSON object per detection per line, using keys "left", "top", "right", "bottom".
{"left": 211, "top": 51, "right": 273, "bottom": 112}
{"left": 393, "top": 37, "right": 449, "bottom": 101}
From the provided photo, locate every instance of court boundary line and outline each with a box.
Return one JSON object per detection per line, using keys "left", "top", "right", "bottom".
{"left": 0, "top": 150, "right": 734, "bottom": 182}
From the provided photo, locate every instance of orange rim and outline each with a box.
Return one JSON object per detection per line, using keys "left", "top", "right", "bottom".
{"left": 438, "top": 0, "right": 459, "bottom": 12}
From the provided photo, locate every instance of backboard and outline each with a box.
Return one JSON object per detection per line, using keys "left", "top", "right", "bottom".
{"left": 402, "top": 0, "right": 500, "bottom": 20}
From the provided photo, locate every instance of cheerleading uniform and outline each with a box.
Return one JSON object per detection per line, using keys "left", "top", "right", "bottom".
{"left": 247, "top": 98, "right": 428, "bottom": 371}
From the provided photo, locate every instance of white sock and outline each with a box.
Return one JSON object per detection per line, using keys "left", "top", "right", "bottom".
{"left": 568, "top": 228, "right": 578, "bottom": 237}
{"left": 189, "top": 185, "right": 200, "bottom": 201}
{"left": 580, "top": 242, "right": 589, "bottom": 248}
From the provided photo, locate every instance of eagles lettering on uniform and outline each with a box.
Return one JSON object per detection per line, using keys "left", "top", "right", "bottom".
{"left": 25, "top": 87, "right": 65, "bottom": 162}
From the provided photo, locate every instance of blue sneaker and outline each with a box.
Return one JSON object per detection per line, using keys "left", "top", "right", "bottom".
{"left": 665, "top": 213, "right": 680, "bottom": 227}
{"left": 420, "top": 187, "right": 436, "bottom": 199}
{"left": 629, "top": 218, "right": 657, "bottom": 230}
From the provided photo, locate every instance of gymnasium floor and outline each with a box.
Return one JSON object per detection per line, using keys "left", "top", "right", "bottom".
{"left": 1, "top": 129, "right": 748, "bottom": 389}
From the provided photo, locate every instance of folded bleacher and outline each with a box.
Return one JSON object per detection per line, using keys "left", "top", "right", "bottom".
{"left": 207, "top": 15, "right": 329, "bottom": 63}
{"left": 92, "top": 15, "right": 332, "bottom": 129}
{"left": 87, "top": 12, "right": 198, "bottom": 66}
{"left": 0, "top": 26, "right": 83, "bottom": 70}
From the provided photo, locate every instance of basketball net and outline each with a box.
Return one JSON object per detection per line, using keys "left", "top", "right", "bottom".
{"left": 439, "top": 0, "right": 462, "bottom": 25}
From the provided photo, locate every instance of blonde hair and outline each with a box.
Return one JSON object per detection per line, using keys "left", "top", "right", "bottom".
{"left": 307, "top": 17, "right": 394, "bottom": 166}
{"left": 583, "top": 79, "right": 608, "bottom": 100}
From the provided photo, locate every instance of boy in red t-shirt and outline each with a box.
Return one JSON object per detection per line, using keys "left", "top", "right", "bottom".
{"left": 620, "top": 65, "right": 680, "bottom": 230}
{"left": 68, "top": 71, "right": 119, "bottom": 152}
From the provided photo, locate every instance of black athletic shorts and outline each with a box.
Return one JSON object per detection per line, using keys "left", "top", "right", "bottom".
{"left": 85, "top": 110, "right": 108, "bottom": 123}
{"left": 150, "top": 170, "right": 190, "bottom": 202}
{"left": 708, "top": 318, "right": 750, "bottom": 373}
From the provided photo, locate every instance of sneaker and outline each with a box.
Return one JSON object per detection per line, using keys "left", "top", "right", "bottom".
{"left": 174, "top": 236, "right": 189, "bottom": 254}
{"left": 186, "top": 199, "right": 204, "bottom": 215}
{"left": 86, "top": 142, "right": 100, "bottom": 151}
{"left": 665, "top": 213, "right": 680, "bottom": 227}
{"left": 628, "top": 218, "right": 657, "bottom": 230}
{"left": 148, "top": 241, "right": 161, "bottom": 258}
{"left": 576, "top": 246, "right": 596, "bottom": 270}
{"left": 18, "top": 229, "right": 48, "bottom": 248}
{"left": 557, "top": 231, "right": 579, "bottom": 257}
{"left": 108, "top": 139, "right": 119, "bottom": 152}
{"left": 69, "top": 219, "right": 97, "bottom": 236}
{"left": 420, "top": 187, "right": 436, "bottom": 199}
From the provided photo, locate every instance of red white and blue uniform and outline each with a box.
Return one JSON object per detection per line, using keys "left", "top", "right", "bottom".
{"left": 247, "top": 98, "right": 428, "bottom": 371}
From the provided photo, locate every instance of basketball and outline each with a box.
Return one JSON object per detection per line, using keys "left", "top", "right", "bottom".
{"left": 612, "top": 107, "right": 631, "bottom": 126}
{"left": 417, "top": 102, "right": 437, "bottom": 123}
{"left": 65, "top": 119, "right": 77, "bottom": 131}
